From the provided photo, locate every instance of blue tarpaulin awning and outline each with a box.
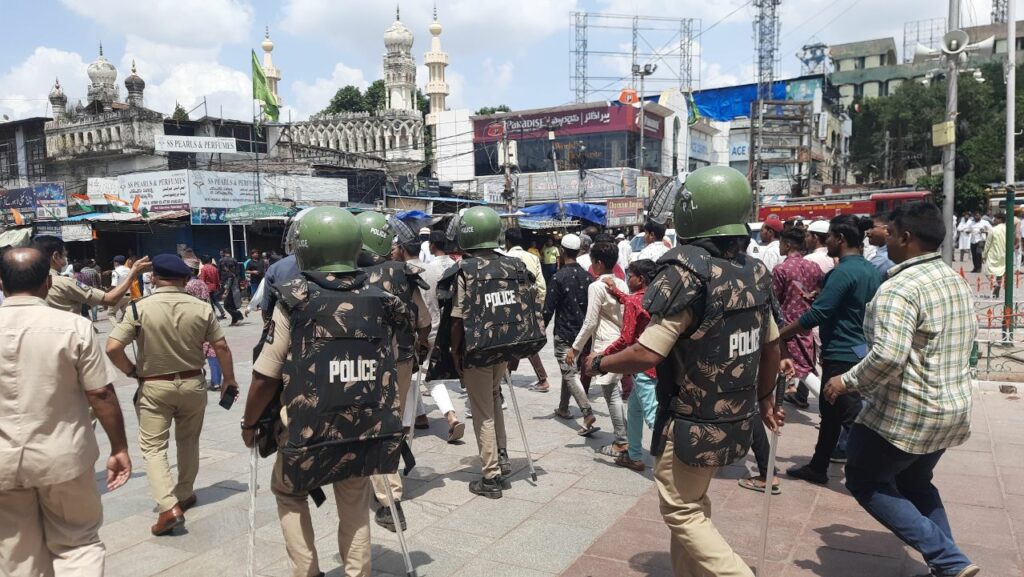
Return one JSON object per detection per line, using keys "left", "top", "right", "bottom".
{"left": 513, "top": 202, "right": 607, "bottom": 225}
{"left": 691, "top": 81, "right": 787, "bottom": 121}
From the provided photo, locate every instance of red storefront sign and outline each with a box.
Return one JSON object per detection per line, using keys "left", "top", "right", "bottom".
{"left": 474, "top": 105, "right": 664, "bottom": 143}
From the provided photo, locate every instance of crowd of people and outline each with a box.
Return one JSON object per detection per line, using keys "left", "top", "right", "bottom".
{"left": 0, "top": 165, "right": 987, "bottom": 577}
{"left": 955, "top": 209, "right": 1023, "bottom": 297}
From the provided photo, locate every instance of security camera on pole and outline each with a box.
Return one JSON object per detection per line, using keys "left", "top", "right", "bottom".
{"left": 914, "top": 4, "right": 995, "bottom": 265}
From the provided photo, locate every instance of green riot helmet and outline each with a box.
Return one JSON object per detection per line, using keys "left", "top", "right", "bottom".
{"left": 673, "top": 165, "right": 753, "bottom": 240}
{"left": 455, "top": 206, "right": 502, "bottom": 250}
{"left": 284, "top": 207, "right": 316, "bottom": 255}
{"left": 355, "top": 211, "right": 394, "bottom": 257}
{"left": 291, "top": 207, "right": 362, "bottom": 273}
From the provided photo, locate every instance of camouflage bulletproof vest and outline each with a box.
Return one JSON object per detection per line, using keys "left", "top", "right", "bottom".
{"left": 275, "top": 271, "right": 404, "bottom": 492}
{"left": 648, "top": 245, "right": 771, "bottom": 468}
{"left": 363, "top": 261, "right": 421, "bottom": 361}
{"left": 450, "top": 253, "right": 547, "bottom": 369}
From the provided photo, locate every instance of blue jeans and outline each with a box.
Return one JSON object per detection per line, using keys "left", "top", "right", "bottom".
{"left": 626, "top": 373, "right": 658, "bottom": 461}
{"left": 207, "top": 356, "right": 222, "bottom": 387}
{"left": 845, "top": 424, "right": 972, "bottom": 576}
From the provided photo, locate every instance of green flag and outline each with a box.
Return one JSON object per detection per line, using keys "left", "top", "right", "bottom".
{"left": 252, "top": 50, "right": 279, "bottom": 122}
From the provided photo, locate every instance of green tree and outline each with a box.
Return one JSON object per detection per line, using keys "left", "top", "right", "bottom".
{"left": 916, "top": 173, "right": 986, "bottom": 214}
{"left": 171, "top": 102, "right": 189, "bottom": 121}
{"left": 475, "top": 105, "right": 511, "bottom": 115}
{"left": 322, "top": 85, "right": 366, "bottom": 114}
{"left": 363, "top": 80, "right": 387, "bottom": 112}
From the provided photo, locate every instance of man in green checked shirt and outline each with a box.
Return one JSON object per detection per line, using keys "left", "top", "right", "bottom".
{"left": 824, "top": 202, "right": 979, "bottom": 577}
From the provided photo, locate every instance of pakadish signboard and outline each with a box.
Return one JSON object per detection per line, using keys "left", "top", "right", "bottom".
{"left": 474, "top": 105, "right": 664, "bottom": 143}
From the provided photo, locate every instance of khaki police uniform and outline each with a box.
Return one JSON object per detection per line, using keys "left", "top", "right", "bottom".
{"left": 451, "top": 274, "right": 508, "bottom": 481}
{"left": 255, "top": 304, "right": 372, "bottom": 577}
{"left": 107, "top": 286, "right": 224, "bottom": 513}
{"left": 0, "top": 296, "right": 114, "bottom": 577}
{"left": 45, "top": 268, "right": 107, "bottom": 313}
{"left": 639, "top": 309, "right": 779, "bottom": 577}
{"left": 370, "top": 286, "right": 431, "bottom": 505}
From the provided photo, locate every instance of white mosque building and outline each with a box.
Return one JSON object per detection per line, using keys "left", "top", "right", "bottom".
{"left": 289, "top": 8, "right": 438, "bottom": 164}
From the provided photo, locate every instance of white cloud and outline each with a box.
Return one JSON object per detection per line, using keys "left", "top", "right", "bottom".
{"left": 282, "top": 0, "right": 576, "bottom": 55}
{"left": 120, "top": 35, "right": 220, "bottom": 81}
{"left": 59, "top": 0, "right": 254, "bottom": 47}
{"left": 482, "top": 58, "right": 514, "bottom": 93}
{"left": 145, "top": 61, "right": 252, "bottom": 120}
{"left": 0, "top": 47, "right": 88, "bottom": 120}
{"left": 290, "top": 62, "right": 370, "bottom": 120}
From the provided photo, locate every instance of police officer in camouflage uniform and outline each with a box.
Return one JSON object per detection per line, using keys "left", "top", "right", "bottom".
{"left": 242, "top": 207, "right": 414, "bottom": 577}
{"left": 353, "top": 211, "right": 431, "bottom": 531}
{"left": 445, "top": 206, "right": 546, "bottom": 499}
{"left": 587, "top": 166, "right": 784, "bottom": 576}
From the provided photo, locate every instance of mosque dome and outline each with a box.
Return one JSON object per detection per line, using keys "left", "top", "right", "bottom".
{"left": 49, "top": 78, "right": 67, "bottom": 104}
{"left": 384, "top": 19, "right": 414, "bottom": 50}
{"left": 87, "top": 45, "right": 117, "bottom": 86}
{"left": 124, "top": 60, "right": 145, "bottom": 92}
{"left": 429, "top": 20, "right": 442, "bottom": 36}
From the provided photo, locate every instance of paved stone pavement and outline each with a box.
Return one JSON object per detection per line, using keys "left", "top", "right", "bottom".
{"left": 88, "top": 311, "right": 1024, "bottom": 577}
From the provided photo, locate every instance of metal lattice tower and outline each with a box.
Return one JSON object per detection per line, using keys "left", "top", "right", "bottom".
{"left": 573, "top": 12, "right": 588, "bottom": 103}
{"left": 753, "top": 0, "right": 781, "bottom": 100}
{"left": 993, "top": 0, "right": 1009, "bottom": 23}
{"left": 903, "top": 18, "right": 946, "bottom": 63}
{"left": 679, "top": 18, "right": 699, "bottom": 92}
{"left": 569, "top": 12, "right": 700, "bottom": 102}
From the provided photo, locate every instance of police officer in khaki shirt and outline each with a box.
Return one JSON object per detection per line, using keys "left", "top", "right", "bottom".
{"left": 31, "top": 235, "right": 150, "bottom": 315}
{"left": 0, "top": 248, "right": 131, "bottom": 577}
{"left": 105, "top": 254, "right": 238, "bottom": 536}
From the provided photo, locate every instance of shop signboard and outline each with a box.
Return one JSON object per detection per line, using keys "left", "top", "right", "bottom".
{"left": 86, "top": 177, "right": 118, "bottom": 206}
{"left": 119, "top": 170, "right": 190, "bottom": 212}
{"left": 154, "top": 135, "right": 237, "bottom": 153}
{"left": 474, "top": 105, "right": 664, "bottom": 143}
{"left": 0, "top": 182, "right": 67, "bottom": 224}
{"left": 606, "top": 197, "right": 645, "bottom": 227}
{"left": 33, "top": 182, "right": 68, "bottom": 220}
{"left": 263, "top": 174, "right": 348, "bottom": 204}
{"left": 189, "top": 171, "right": 258, "bottom": 225}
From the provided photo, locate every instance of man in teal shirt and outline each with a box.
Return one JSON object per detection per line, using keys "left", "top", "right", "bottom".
{"left": 779, "top": 214, "right": 881, "bottom": 484}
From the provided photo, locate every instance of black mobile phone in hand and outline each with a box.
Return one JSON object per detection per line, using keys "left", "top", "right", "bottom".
{"left": 219, "top": 385, "right": 238, "bottom": 410}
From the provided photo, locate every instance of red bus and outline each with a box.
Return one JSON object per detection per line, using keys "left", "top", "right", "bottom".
{"left": 758, "top": 190, "right": 934, "bottom": 222}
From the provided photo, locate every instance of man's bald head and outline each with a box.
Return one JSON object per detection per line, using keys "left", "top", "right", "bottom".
{"left": 0, "top": 248, "right": 51, "bottom": 297}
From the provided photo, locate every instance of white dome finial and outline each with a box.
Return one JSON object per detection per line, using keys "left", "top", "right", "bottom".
{"left": 262, "top": 26, "right": 274, "bottom": 53}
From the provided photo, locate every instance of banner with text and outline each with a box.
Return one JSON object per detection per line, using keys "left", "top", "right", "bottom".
{"left": 119, "top": 170, "right": 190, "bottom": 212}
{"left": 188, "top": 171, "right": 258, "bottom": 225}
{"left": 263, "top": 174, "right": 348, "bottom": 205}
{"left": 154, "top": 135, "right": 238, "bottom": 154}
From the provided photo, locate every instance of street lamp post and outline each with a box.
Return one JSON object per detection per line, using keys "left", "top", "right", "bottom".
{"left": 914, "top": 6, "right": 994, "bottom": 265}
{"left": 633, "top": 63, "right": 657, "bottom": 172}
{"left": 940, "top": 0, "right": 960, "bottom": 266}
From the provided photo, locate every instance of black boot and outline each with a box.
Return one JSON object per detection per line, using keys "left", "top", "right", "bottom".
{"left": 498, "top": 448, "right": 512, "bottom": 477}
{"left": 374, "top": 501, "right": 407, "bottom": 532}
{"left": 469, "top": 476, "right": 503, "bottom": 499}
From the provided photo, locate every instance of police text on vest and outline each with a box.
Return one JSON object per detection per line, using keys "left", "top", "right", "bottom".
{"left": 484, "top": 290, "right": 517, "bottom": 311}
{"left": 329, "top": 359, "right": 378, "bottom": 382}
{"left": 728, "top": 328, "right": 759, "bottom": 358}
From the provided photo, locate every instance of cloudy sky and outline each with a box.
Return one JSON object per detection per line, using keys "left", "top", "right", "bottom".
{"left": 0, "top": 0, "right": 996, "bottom": 122}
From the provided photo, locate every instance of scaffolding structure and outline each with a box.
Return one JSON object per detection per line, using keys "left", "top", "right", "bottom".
{"left": 748, "top": 100, "right": 816, "bottom": 212}
{"left": 993, "top": 0, "right": 1009, "bottom": 24}
{"left": 569, "top": 12, "right": 701, "bottom": 103}
{"left": 903, "top": 18, "right": 946, "bottom": 63}
{"left": 753, "top": 0, "right": 781, "bottom": 101}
